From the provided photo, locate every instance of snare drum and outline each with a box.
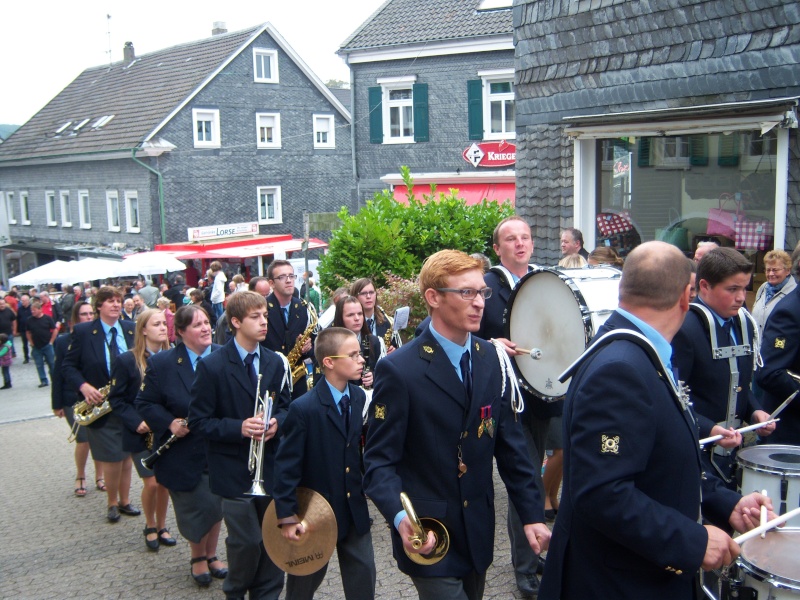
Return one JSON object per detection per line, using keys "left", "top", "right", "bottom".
{"left": 737, "top": 445, "right": 800, "bottom": 515}
{"left": 733, "top": 529, "right": 800, "bottom": 598}
{"left": 505, "top": 266, "right": 621, "bottom": 400}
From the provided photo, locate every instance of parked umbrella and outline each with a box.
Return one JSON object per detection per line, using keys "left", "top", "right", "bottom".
{"left": 116, "top": 251, "right": 188, "bottom": 277}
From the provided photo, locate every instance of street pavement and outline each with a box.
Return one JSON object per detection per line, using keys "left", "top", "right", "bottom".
{"left": 1, "top": 340, "right": 538, "bottom": 599}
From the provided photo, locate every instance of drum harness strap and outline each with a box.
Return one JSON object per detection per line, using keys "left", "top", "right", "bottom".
{"left": 689, "top": 304, "right": 761, "bottom": 471}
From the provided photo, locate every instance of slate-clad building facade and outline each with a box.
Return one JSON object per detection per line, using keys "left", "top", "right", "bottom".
{"left": 514, "top": 0, "right": 800, "bottom": 264}
{"left": 0, "top": 23, "right": 352, "bottom": 280}
{"left": 340, "top": 0, "right": 519, "bottom": 206}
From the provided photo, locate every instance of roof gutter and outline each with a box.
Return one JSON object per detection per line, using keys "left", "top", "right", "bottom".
{"left": 130, "top": 149, "right": 166, "bottom": 244}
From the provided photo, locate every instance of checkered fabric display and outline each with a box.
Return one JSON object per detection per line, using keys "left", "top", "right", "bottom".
{"left": 734, "top": 219, "right": 774, "bottom": 250}
{"left": 596, "top": 211, "right": 633, "bottom": 237}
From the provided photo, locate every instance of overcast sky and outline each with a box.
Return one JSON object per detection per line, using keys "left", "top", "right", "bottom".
{"left": 0, "top": 0, "right": 387, "bottom": 125}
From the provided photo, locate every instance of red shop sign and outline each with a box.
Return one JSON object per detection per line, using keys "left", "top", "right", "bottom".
{"left": 462, "top": 140, "right": 516, "bottom": 168}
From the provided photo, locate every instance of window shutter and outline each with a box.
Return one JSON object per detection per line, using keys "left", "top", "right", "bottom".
{"left": 413, "top": 83, "right": 429, "bottom": 143}
{"left": 638, "top": 137, "right": 652, "bottom": 167}
{"left": 368, "top": 87, "right": 383, "bottom": 144}
{"left": 689, "top": 135, "right": 709, "bottom": 166}
{"left": 718, "top": 133, "right": 740, "bottom": 167}
{"left": 467, "top": 80, "right": 483, "bottom": 140}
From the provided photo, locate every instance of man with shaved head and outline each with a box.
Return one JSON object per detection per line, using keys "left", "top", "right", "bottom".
{"left": 540, "top": 242, "right": 773, "bottom": 600}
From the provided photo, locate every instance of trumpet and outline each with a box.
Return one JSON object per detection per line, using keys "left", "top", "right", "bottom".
{"left": 245, "top": 374, "right": 273, "bottom": 497}
{"left": 400, "top": 492, "right": 450, "bottom": 565}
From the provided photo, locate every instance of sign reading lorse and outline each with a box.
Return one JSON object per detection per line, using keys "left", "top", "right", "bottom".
{"left": 187, "top": 222, "right": 259, "bottom": 241}
{"left": 462, "top": 140, "right": 517, "bottom": 168}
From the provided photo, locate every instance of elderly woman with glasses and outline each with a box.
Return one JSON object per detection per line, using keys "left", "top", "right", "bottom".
{"left": 752, "top": 249, "right": 796, "bottom": 337}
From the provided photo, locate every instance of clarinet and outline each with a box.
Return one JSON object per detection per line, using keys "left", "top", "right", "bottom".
{"left": 140, "top": 419, "right": 186, "bottom": 470}
{"left": 360, "top": 331, "right": 372, "bottom": 390}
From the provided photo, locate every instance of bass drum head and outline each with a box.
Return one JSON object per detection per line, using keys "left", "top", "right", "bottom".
{"left": 739, "top": 528, "right": 800, "bottom": 592}
{"left": 505, "top": 269, "right": 588, "bottom": 400}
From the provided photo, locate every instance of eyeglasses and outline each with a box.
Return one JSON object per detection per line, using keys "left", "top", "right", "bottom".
{"left": 765, "top": 268, "right": 787, "bottom": 274}
{"left": 328, "top": 351, "right": 363, "bottom": 362}
{"left": 271, "top": 274, "right": 297, "bottom": 282}
{"left": 435, "top": 287, "right": 493, "bottom": 300}
{"left": 357, "top": 290, "right": 376, "bottom": 297}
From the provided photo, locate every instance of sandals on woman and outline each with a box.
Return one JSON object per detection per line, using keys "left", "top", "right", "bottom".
{"left": 74, "top": 477, "right": 87, "bottom": 497}
{"left": 95, "top": 478, "right": 106, "bottom": 492}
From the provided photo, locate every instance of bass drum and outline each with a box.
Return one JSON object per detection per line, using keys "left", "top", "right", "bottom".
{"left": 733, "top": 529, "right": 800, "bottom": 598}
{"left": 505, "top": 266, "right": 621, "bottom": 400}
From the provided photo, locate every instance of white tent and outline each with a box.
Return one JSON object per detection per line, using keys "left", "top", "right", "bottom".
{"left": 116, "top": 251, "right": 188, "bottom": 277}
{"left": 9, "top": 260, "right": 74, "bottom": 287}
{"left": 61, "top": 258, "right": 123, "bottom": 285}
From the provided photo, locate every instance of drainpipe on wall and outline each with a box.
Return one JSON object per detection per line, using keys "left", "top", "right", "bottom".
{"left": 130, "top": 148, "right": 166, "bottom": 244}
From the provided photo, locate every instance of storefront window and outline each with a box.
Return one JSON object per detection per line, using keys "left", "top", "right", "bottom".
{"left": 595, "top": 130, "right": 777, "bottom": 258}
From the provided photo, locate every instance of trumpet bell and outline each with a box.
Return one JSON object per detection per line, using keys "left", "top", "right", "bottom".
{"left": 404, "top": 517, "right": 450, "bottom": 565}
{"left": 245, "top": 481, "right": 267, "bottom": 497}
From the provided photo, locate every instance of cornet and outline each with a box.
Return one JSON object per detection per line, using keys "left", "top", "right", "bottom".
{"left": 245, "top": 374, "right": 273, "bottom": 497}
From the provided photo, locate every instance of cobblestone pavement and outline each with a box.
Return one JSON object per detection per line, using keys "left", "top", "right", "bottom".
{"left": 1, "top": 355, "right": 539, "bottom": 599}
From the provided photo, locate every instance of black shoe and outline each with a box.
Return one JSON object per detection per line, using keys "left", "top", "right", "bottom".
{"left": 143, "top": 527, "right": 160, "bottom": 551}
{"left": 158, "top": 528, "right": 177, "bottom": 546}
{"left": 190, "top": 556, "right": 212, "bottom": 587}
{"left": 118, "top": 503, "right": 141, "bottom": 516}
{"left": 1, "top": 384, "right": 11, "bottom": 389}
{"left": 107, "top": 505, "right": 121, "bottom": 523}
{"left": 516, "top": 572, "right": 540, "bottom": 597}
{"left": 207, "top": 556, "right": 228, "bottom": 579}
{"left": 38, "top": 382, "right": 49, "bottom": 388}
{"left": 23, "top": 359, "right": 29, "bottom": 364}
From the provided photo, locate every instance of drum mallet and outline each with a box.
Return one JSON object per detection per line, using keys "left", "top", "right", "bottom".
{"left": 768, "top": 389, "right": 799, "bottom": 420}
{"left": 760, "top": 489, "right": 768, "bottom": 539}
{"left": 698, "top": 419, "right": 779, "bottom": 447}
{"left": 515, "top": 347, "right": 543, "bottom": 360}
{"left": 733, "top": 505, "right": 800, "bottom": 545}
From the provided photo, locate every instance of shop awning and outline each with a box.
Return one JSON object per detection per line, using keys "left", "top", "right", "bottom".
{"left": 563, "top": 96, "right": 798, "bottom": 138}
{"left": 204, "top": 238, "right": 328, "bottom": 259}
{"left": 392, "top": 182, "right": 515, "bottom": 205}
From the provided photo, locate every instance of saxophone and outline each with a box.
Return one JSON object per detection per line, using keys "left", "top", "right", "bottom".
{"left": 287, "top": 301, "right": 319, "bottom": 385}
{"left": 378, "top": 305, "right": 401, "bottom": 349}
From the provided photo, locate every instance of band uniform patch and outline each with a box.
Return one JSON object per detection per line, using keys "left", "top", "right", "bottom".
{"left": 423, "top": 346, "right": 434, "bottom": 354}
{"left": 177, "top": 357, "right": 183, "bottom": 364}
{"left": 775, "top": 337, "right": 786, "bottom": 349}
{"left": 374, "top": 404, "right": 386, "bottom": 420}
{"left": 140, "top": 382, "right": 146, "bottom": 391}
{"left": 601, "top": 434, "right": 620, "bottom": 455}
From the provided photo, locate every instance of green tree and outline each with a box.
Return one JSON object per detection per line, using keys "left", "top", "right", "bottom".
{"left": 318, "top": 167, "right": 515, "bottom": 292}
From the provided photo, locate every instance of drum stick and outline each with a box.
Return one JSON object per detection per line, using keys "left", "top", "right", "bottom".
{"left": 769, "top": 389, "right": 799, "bottom": 420}
{"left": 514, "top": 347, "right": 542, "bottom": 359}
{"left": 733, "top": 506, "right": 800, "bottom": 545}
{"left": 760, "top": 489, "right": 768, "bottom": 539}
{"left": 698, "top": 419, "right": 779, "bottom": 446}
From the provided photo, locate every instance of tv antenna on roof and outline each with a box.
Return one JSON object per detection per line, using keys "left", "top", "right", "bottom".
{"left": 106, "top": 14, "right": 112, "bottom": 66}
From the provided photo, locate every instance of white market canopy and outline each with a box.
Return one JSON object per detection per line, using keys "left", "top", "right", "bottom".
{"left": 9, "top": 260, "right": 74, "bottom": 287}
{"left": 116, "top": 251, "right": 188, "bottom": 277}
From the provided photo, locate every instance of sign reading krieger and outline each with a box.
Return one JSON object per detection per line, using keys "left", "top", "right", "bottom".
{"left": 462, "top": 140, "right": 517, "bottom": 168}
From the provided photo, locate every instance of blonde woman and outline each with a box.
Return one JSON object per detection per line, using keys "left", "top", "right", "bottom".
{"left": 108, "top": 309, "right": 173, "bottom": 551}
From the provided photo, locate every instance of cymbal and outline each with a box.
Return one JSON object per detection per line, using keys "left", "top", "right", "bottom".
{"left": 263, "top": 488, "right": 338, "bottom": 576}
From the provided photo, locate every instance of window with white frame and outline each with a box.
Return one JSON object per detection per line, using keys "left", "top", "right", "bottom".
{"left": 45, "top": 191, "right": 57, "bottom": 226}
{"left": 256, "top": 113, "right": 281, "bottom": 149}
{"left": 192, "top": 108, "right": 220, "bottom": 148}
{"left": 655, "top": 136, "right": 691, "bottom": 166}
{"left": 20, "top": 191, "right": 30, "bottom": 225}
{"left": 480, "top": 69, "right": 515, "bottom": 140}
{"left": 257, "top": 186, "right": 282, "bottom": 225}
{"left": 5, "top": 191, "right": 16, "bottom": 224}
{"left": 60, "top": 190, "right": 72, "bottom": 227}
{"left": 78, "top": 190, "right": 91, "bottom": 229}
{"left": 253, "top": 48, "right": 279, "bottom": 83}
{"left": 106, "top": 191, "right": 121, "bottom": 232}
{"left": 125, "top": 190, "right": 140, "bottom": 233}
{"left": 313, "top": 114, "right": 335, "bottom": 149}
{"left": 385, "top": 87, "right": 414, "bottom": 142}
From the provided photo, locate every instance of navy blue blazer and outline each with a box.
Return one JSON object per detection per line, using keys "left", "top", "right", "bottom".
{"left": 672, "top": 303, "right": 761, "bottom": 439}
{"left": 757, "top": 285, "right": 800, "bottom": 444}
{"left": 62, "top": 318, "right": 136, "bottom": 395}
{"left": 188, "top": 339, "right": 291, "bottom": 499}
{"left": 363, "top": 327, "right": 544, "bottom": 578}
{"left": 478, "top": 268, "right": 559, "bottom": 419}
{"left": 540, "top": 312, "right": 741, "bottom": 600}
{"left": 107, "top": 350, "right": 147, "bottom": 453}
{"left": 135, "top": 344, "right": 220, "bottom": 492}
{"left": 273, "top": 378, "right": 370, "bottom": 543}
{"left": 52, "top": 334, "right": 77, "bottom": 410}
{"left": 265, "top": 292, "right": 312, "bottom": 398}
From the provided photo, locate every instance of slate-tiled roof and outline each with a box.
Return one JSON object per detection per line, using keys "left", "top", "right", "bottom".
{"left": 339, "top": 0, "right": 512, "bottom": 52}
{"left": 0, "top": 25, "right": 262, "bottom": 162}
{"left": 328, "top": 87, "right": 352, "bottom": 111}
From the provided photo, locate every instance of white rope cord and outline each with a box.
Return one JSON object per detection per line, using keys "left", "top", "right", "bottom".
{"left": 492, "top": 339, "right": 525, "bottom": 415}
{"left": 277, "top": 351, "right": 293, "bottom": 394}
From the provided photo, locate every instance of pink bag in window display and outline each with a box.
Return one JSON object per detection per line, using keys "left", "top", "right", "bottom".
{"left": 707, "top": 194, "right": 743, "bottom": 238}
{"left": 734, "top": 219, "right": 774, "bottom": 250}
{"left": 596, "top": 211, "right": 634, "bottom": 238}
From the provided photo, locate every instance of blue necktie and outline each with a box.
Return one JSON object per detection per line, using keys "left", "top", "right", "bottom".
{"left": 460, "top": 351, "right": 472, "bottom": 400}
{"left": 108, "top": 327, "right": 120, "bottom": 370}
{"left": 283, "top": 307, "right": 289, "bottom": 325}
{"left": 340, "top": 394, "right": 351, "bottom": 432}
{"left": 244, "top": 353, "right": 258, "bottom": 390}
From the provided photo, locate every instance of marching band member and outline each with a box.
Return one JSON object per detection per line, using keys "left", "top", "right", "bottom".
{"left": 265, "top": 260, "right": 314, "bottom": 399}
{"left": 350, "top": 278, "right": 400, "bottom": 352}
{"left": 332, "top": 295, "right": 385, "bottom": 390}
{"left": 364, "top": 250, "right": 549, "bottom": 600}
{"left": 540, "top": 242, "right": 773, "bottom": 600}
{"left": 52, "top": 301, "right": 103, "bottom": 497}
{"left": 63, "top": 286, "right": 138, "bottom": 523}
{"left": 135, "top": 305, "right": 227, "bottom": 586}
{"left": 107, "top": 308, "right": 172, "bottom": 551}
{"left": 189, "top": 291, "right": 291, "bottom": 599}
{"left": 273, "top": 327, "right": 376, "bottom": 599}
